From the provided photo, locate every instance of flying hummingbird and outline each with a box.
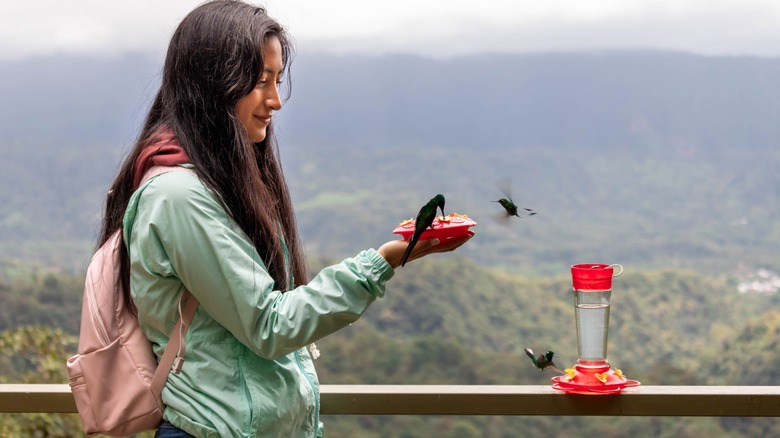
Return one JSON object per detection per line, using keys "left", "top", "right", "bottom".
{"left": 524, "top": 347, "right": 564, "bottom": 374}
{"left": 399, "top": 194, "right": 446, "bottom": 267}
{"left": 493, "top": 177, "right": 536, "bottom": 219}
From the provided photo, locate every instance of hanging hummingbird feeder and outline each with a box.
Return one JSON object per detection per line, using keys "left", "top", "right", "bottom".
{"left": 551, "top": 263, "right": 641, "bottom": 394}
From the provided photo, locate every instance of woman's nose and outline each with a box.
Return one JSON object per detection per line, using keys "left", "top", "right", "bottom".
{"left": 267, "top": 86, "right": 282, "bottom": 110}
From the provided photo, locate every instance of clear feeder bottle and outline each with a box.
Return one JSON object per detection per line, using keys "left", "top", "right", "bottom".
{"left": 551, "top": 263, "right": 640, "bottom": 394}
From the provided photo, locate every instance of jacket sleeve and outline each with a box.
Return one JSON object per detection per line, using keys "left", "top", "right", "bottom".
{"left": 128, "top": 171, "right": 394, "bottom": 360}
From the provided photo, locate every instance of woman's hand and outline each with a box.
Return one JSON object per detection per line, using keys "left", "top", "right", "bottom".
{"left": 377, "top": 230, "right": 475, "bottom": 269}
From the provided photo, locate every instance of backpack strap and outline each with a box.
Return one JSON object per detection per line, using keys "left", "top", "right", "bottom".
{"left": 140, "top": 164, "right": 193, "bottom": 186}
{"left": 150, "top": 289, "right": 199, "bottom": 400}
{"left": 135, "top": 164, "right": 200, "bottom": 406}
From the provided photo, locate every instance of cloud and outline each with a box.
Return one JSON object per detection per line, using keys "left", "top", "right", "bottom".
{"left": 0, "top": 1, "right": 195, "bottom": 60}
{"left": 1, "top": 0, "right": 778, "bottom": 60}
{"left": 290, "top": 0, "right": 780, "bottom": 57}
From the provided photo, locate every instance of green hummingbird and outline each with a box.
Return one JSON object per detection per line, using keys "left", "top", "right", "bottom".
{"left": 493, "top": 177, "right": 536, "bottom": 219}
{"left": 524, "top": 347, "right": 564, "bottom": 374}
{"left": 399, "top": 194, "right": 446, "bottom": 267}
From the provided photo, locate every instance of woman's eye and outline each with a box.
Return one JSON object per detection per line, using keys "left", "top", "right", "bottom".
{"left": 255, "top": 80, "right": 282, "bottom": 88}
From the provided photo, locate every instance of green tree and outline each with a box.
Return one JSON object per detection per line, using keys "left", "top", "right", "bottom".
{"left": 0, "top": 326, "right": 84, "bottom": 437}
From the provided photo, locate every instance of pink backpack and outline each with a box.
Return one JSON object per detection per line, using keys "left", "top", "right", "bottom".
{"left": 66, "top": 166, "right": 198, "bottom": 436}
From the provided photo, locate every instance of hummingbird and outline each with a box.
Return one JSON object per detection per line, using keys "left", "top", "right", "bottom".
{"left": 399, "top": 194, "right": 446, "bottom": 267}
{"left": 493, "top": 177, "right": 536, "bottom": 219}
{"left": 524, "top": 347, "right": 564, "bottom": 374}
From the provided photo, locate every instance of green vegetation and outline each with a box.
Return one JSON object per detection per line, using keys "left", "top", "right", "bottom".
{"left": 0, "top": 270, "right": 83, "bottom": 334}
{"left": 285, "top": 144, "right": 780, "bottom": 280}
{"left": 2, "top": 257, "right": 777, "bottom": 435}
{"left": 313, "top": 259, "right": 780, "bottom": 436}
{"left": 0, "top": 326, "right": 84, "bottom": 437}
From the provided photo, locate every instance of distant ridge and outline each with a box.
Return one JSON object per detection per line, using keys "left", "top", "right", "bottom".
{"left": 1, "top": 50, "right": 778, "bottom": 152}
{"left": 1, "top": 50, "right": 778, "bottom": 275}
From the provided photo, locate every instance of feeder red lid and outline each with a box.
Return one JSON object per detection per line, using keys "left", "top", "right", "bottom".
{"left": 571, "top": 264, "right": 621, "bottom": 291}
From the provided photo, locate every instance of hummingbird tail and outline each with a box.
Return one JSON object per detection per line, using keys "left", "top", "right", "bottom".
{"left": 399, "top": 240, "right": 415, "bottom": 267}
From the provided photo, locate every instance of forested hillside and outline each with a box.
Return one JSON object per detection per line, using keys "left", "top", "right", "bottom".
{"left": 1, "top": 51, "right": 778, "bottom": 278}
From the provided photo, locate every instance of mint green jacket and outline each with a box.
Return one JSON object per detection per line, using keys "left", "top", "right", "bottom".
{"left": 123, "top": 169, "right": 394, "bottom": 437}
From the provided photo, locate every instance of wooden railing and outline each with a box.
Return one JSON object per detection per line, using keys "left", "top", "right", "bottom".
{"left": 2, "top": 384, "right": 780, "bottom": 417}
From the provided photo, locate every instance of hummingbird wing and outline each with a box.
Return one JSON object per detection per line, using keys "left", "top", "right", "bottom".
{"left": 495, "top": 177, "right": 513, "bottom": 201}
{"left": 399, "top": 197, "right": 440, "bottom": 267}
{"left": 524, "top": 347, "right": 541, "bottom": 368}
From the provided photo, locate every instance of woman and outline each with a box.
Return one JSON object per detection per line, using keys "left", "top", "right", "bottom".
{"left": 100, "top": 1, "right": 473, "bottom": 437}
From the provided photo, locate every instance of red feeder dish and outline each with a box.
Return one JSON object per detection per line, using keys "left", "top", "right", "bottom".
{"left": 392, "top": 213, "right": 477, "bottom": 241}
{"left": 551, "top": 363, "right": 640, "bottom": 395}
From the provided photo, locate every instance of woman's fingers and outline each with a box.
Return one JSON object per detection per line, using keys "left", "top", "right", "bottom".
{"left": 377, "top": 231, "right": 475, "bottom": 268}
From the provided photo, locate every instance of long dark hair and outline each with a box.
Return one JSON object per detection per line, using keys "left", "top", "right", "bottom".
{"left": 100, "top": 0, "right": 305, "bottom": 311}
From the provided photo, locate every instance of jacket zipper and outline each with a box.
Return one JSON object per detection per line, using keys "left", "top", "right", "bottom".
{"left": 283, "top": 229, "right": 318, "bottom": 436}
{"left": 295, "top": 350, "right": 319, "bottom": 437}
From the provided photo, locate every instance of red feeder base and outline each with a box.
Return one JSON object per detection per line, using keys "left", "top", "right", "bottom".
{"left": 551, "top": 361, "right": 640, "bottom": 395}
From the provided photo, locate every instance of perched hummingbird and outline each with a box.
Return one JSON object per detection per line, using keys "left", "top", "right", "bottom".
{"left": 493, "top": 177, "right": 536, "bottom": 219}
{"left": 399, "top": 194, "right": 446, "bottom": 267}
{"left": 524, "top": 347, "right": 564, "bottom": 374}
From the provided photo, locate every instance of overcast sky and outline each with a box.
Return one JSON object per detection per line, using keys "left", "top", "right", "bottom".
{"left": 2, "top": 0, "right": 779, "bottom": 61}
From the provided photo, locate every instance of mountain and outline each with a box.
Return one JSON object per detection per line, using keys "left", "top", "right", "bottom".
{"left": 282, "top": 50, "right": 780, "bottom": 154}
{"left": 0, "top": 50, "right": 778, "bottom": 277}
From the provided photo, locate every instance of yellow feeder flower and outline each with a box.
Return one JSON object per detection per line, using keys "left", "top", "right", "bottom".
{"left": 595, "top": 372, "right": 609, "bottom": 383}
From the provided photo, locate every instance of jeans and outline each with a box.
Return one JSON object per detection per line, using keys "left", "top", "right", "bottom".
{"left": 155, "top": 421, "right": 195, "bottom": 438}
